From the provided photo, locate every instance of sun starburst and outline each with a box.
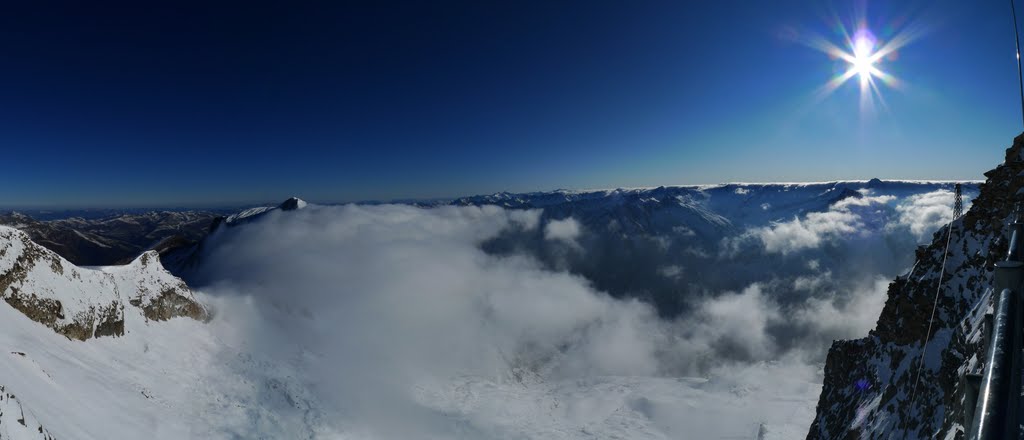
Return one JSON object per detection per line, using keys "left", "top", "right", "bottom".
{"left": 792, "top": 10, "right": 925, "bottom": 116}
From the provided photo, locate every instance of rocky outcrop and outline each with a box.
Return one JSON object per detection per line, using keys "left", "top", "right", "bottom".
{"left": 806, "top": 134, "right": 1024, "bottom": 439}
{"left": 110, "top": 250, "right": 209, "bottom": 323}
{"left": 0, "top": 227, "right": 207, "bottom": 341}
{"left": 135, "top": 288, "right": 207, "bottom": 322}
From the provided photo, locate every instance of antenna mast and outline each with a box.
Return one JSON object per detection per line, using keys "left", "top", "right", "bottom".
{"left": 1011, "top": 0, "right": 1024, "bottom": 127}
{"left": 954, "top": 183, "right": 963, "bottom": 219}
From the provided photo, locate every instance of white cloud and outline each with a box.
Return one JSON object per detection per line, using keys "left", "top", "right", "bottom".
{"left": 893, "top": 190, "right": 964, "bottom": 240}
{"left": 185, "top": 203, "right": 896, "bottom": 438}
{"left": 544, "top": 217, "right": 582, "bottom": 247}
{"left": 793, "top": 270, "right": 831, "bottom": 291}
{"left": 508, "top": 208, "right": 542, "bottom": 231}
{"left": 832, "top": 194, "right": 896, "bottom": 211}
{"left": 795, "top": 276, "right": 889, "bottom": 341}
{"left": 691, "top": 284, "right": 780, "bottom": 361}
{"left": 672, "top": 225, "right": 696, "bottom": 237}
{"left": 194, "top": 205, "right": 669, "bottom": 434}
{"left": 754, "top": 210, "right": 862, "bottom": 254}
{"left": 658, "top": 265, "right": 684, "bottom": 279}
{"left": 741, "top": 194, "right": 898, "bottom": 255}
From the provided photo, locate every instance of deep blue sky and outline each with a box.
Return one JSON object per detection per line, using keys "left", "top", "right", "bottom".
{"left": 0, "top": 0, "right": 1019, "bottom": 208}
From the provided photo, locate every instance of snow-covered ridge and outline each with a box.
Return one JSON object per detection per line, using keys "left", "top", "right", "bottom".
{"left": 0, "top": 383, "right": 53, "bottom": 439}
{"left": 0, "top": 226, "right": 207, "bottom": 340}
{"left": 455, "top": 179, "right": 983, "bottom": 199}
{"left": 222, "top": 197, "right": 307, "bottom": 226}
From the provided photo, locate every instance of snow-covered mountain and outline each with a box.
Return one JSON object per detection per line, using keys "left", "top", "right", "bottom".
{"left": 0, "top": 226, "right": 207, "bottom": 340}
{"left": 451, "top": 178, "right": 966, "bottom": 232}
{"left": 221, "top": 196, "right": 308, "bottom": 226}
{"left": 445, "top": 179, "right": 980, "bottom": 316}
{"left": 134, "top": 178, "right": 981, "bottom": 438}
{"left": 166, "top": 181, "right": 979, "bottom": 315}
{"left": 0, "top": 225, "right": 210, "bottom": 439}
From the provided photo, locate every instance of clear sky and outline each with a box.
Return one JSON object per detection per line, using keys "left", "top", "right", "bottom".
{"left": 0, "top": 0, "right": 1020, "bottom": 208}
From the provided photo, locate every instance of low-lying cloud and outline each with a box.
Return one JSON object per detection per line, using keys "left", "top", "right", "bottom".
{"left": 743, "top": 194, "right": 896, "bottom": 255}
{"left": 730, "top": 190, "right": 966, "bottom": 257}
{"left": 543, "top": 217, "right": 581, "bottom": 246}
{"left": 895, "top": 189, "right": 964, "bottom": 240}
{"left": 186, "top": 202, "right": 897, "bottom": 437}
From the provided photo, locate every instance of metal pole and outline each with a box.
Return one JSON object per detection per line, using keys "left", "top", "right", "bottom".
{"left": 1011, "top": 0, "right": 1024, "bottom": 127}
{"left": 968, "top": 288, "right": 1017, "bottom": 440}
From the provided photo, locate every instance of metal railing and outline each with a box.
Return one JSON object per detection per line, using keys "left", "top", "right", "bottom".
{"left": 967, "top": 213, "right": 1024, "bottom": 440}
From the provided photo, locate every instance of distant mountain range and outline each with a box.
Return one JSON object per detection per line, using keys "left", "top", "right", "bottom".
{"left": 0, "top": 210, "right": 220, "bottom": 266}
{"left": 152, "top": 180, "right": 977, "bottom": 318}
{"left": 2, "top": 180, "right": 977, "bottom": 271}
{"left": 0, "top": 177, "right": 994, "bottom": 439}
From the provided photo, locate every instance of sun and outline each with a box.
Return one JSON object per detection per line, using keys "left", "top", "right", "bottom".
{"left": 845, "top": 31, "right": 883, "bottom": 87}
{"left": 786, "top": 2, "right": 932, "bottom": 117}
{"left": 850, "top": 34, "right": 877, "bottom": 81}
{"left": 793, "top": 15, "right": 920, "bottom": 115}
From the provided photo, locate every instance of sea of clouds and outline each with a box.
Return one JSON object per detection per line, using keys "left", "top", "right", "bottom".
{"left": 187, "top": 188, "right": 966, "bottom": 438}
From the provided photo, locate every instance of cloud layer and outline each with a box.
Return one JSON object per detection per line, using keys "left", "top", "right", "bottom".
{"left": 182, "top": 201, "right": 906, "bottom": 437}
{"left": 895, "top": 189, "right": 962, "bottom": 240}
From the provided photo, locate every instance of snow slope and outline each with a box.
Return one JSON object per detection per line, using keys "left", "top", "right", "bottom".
{"left": 0, "top": 295, "right": 823, "bottom": 439}
{"left": 0, "top": 292, "right": 327, "bottom": 439}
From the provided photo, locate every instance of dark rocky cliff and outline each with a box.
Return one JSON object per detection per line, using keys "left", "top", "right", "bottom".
{"left": 807, "top": 134, "right": 1024, "bottom": 439}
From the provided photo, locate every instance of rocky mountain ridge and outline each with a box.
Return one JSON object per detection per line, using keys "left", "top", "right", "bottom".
{"left": 0, "top": 226, "right": 207, "bottom": 341}
{"left": 806, "top": 134, "right": 1024, "bottom": 439}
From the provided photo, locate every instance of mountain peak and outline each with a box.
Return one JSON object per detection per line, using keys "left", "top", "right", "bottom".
{"left": 279, "top": 197, "right": 307, "bottom": 211}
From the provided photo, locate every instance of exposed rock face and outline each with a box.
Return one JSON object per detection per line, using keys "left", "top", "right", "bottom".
{"left": 136, "top": 288, "right": 207, "bottom": 321}
{"left": 806, "top": 134, "right": 1024, "bottom": 439}
{"left": 0, "top": 226, "right": 207, "bottom": 341}
{"left": 109, "top": 250, "right": 209, "bottom": 322}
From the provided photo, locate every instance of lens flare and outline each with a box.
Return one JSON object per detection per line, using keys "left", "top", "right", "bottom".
{"left": 815, "top": 25, "right": 897, "bottom": 113}
{"left": 792, "top": 9, "right": 927, "bottom": 116}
